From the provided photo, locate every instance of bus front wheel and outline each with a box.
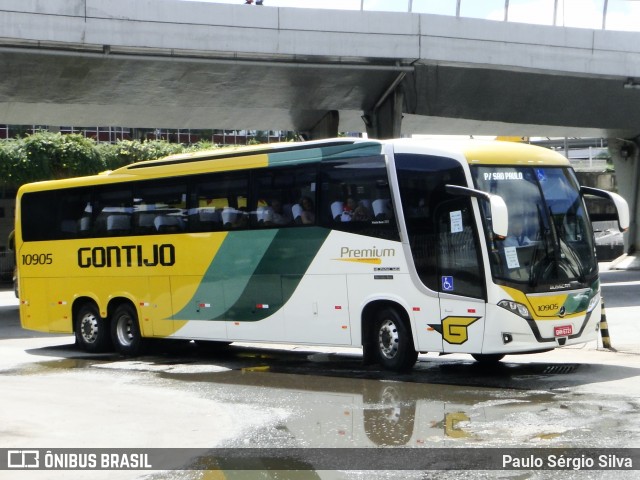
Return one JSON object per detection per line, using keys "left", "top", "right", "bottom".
{"left": 471, "top": 353, "right": 505, "bottom": 363}
{"left": 373, "top": 308, "right": 417, "bottom": 372}
{"left": 75, "top": 303, "right": 111, "bottom": 353}
{"left": 111, "top": 304, "right": 143, "bottom": 356}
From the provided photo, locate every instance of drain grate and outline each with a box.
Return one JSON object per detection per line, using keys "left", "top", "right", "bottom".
{"left": 542, "top": 364, "right": 579, "bottom": 375}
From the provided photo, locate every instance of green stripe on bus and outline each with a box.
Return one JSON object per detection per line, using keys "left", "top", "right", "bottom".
{"left": 173, "top": 227, "right": 330, "bottom": 322}
{"left": 172, "top": 229, "right": 278, "bottom": 320}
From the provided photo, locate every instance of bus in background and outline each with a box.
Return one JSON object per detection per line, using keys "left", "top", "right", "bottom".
{"left": 14, "top": 138, "right": 629, "bottom": 371}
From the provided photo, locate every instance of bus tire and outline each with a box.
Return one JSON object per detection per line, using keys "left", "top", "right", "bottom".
{"left": 374, "top": 308, "right": 417, "bottom": 372}
{"left": 111, "top": 304, "right": 143, "bottom": 356}
{"left": 75, "top": 303, "right": 111, "bottom": 353}
{"left": 471, "top": 353, "right": 505, "bottom": 363}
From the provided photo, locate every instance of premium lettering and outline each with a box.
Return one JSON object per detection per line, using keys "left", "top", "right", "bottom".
{"left": 78, "top": 244, "right": 175, "bottom": 268}
{"left": 340, "top": 246, "right": 395, "bottom": 259}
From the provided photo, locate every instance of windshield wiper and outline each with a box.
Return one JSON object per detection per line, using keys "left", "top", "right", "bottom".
{"left": 557, "top": 212, "right": 587, "bottom": 282}
{"left": 529, "top": 204, "right": 552, "bottom": 287}
{"left": 547, "top": 207, "right": 564, "bottom": 263}
{"left": 560, "top": 238, "right": 586, "bottom": 283}
{"left": 545, "top": 206, "right": 588, "bottom": 284}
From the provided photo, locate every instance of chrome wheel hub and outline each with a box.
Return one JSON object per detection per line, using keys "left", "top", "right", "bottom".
{"left": 378, "top": 319, "right": 399, "bottom": 359}
{"left": 116, "top": 314, "right": 134, "bottom": 347}
{"left": 80, "top": 314, "right": 99, "bottom": 344}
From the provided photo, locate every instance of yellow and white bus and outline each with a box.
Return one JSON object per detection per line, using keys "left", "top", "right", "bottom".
{"left": 15, "top": 138, "right": 629, "bottom": 371}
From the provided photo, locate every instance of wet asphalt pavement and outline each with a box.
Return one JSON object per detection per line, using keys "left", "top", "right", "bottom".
{"left": 1, "top": 268, "right": 640, "bottom": 479}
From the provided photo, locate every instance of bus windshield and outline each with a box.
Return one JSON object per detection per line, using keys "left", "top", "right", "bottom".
{"left": 472, "top": 166, "right": 597, "bottom": 289}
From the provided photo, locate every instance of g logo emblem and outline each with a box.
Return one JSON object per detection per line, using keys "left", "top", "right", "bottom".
{"left": 430, "top": 317, "right": 481, "bottom": 345}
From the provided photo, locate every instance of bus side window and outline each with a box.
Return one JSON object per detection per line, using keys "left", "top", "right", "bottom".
{"left": 93, "top": 187, "right": 133, "bottom": 237}
{"left": 319, "top": 155, "right": 398, "bottom": 240}
{"left": 251, "top": 166, "right": 316, "bottom": 229}
{"left": 227, "top": 197, "right": 249, "bottom": 230}
{"left": 189, "top": 202, "right": 221, "bottom": 232}
{"left": 190, "top": 173, "right": 249, "bottom": 232}
{"left": 57, "top": 190, "right": 93, "bottom": 240}
{"left": 134, "top": 180, "right": 187, "bottom": 235}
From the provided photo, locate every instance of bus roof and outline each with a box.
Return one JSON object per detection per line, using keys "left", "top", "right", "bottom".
{"left": 462, "top": 140, "right": 570, "bottom": 166}
{"left": 112, "top": 138, "right": 378, "bottom": 176}
{"left": 17, "top": 138, "right": 570, "bottom": 194}
{"left": 391, "top": 138, "right": 571, "bottom": 167}
{"left": 117, "top": 138, "right": 569, "bottom": 173}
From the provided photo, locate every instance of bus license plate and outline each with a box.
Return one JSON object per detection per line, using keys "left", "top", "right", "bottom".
{"left": 554, "top": 325, "right": 573, "bottom": 337}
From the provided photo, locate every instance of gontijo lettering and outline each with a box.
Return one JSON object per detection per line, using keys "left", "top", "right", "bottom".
{"left": 77, "top": 244, "right": 175, "bottom": 268}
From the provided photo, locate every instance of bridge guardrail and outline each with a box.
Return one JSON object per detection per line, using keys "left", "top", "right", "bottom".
{"left": 224, "top": 0, "right": 640, "bottom": 32}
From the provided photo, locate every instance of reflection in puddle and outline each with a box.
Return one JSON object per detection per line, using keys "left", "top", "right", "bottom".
{"left": 16, "top": 344, "right": 640, "bottom": 453}
{"left": 168, "top": 370, "right": 564, "bottom": 449}
{"left": 188, "top": 369, "right": 640, "bottom": 451}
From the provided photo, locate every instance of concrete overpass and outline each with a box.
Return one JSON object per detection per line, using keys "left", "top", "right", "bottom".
{"left": 0, "top": 0, "right": 640, "bottom": 250}
{"left": 2, "top": 0, "right": 640, "bottom": 137}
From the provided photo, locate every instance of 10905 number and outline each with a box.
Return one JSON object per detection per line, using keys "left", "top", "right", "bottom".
{"left": 22, "top": 253, "right": 53, "bottom": 265}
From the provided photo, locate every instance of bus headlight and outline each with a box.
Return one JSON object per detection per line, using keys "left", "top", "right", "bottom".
{"left": 498, "top": 300, "right": 532, "bottom": 320}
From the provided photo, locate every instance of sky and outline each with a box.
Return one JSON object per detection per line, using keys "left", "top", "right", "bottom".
{"left": 188, "top": 0, "right": 640, "bottom": 32}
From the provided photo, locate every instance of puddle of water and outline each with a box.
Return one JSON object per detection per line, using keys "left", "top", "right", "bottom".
{"left": 9, "top": 342, "right": 640, "bottom": 452}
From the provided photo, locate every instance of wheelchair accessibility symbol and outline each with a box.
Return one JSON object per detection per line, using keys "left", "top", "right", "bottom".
{"left": 442, "top": 276, "right": 454, "bottom": 292}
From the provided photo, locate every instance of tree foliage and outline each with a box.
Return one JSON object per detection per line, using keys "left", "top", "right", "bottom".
{"left": 0, "top": 132, "right": 104, "bottom": 186}
{"left": 0, "top": 132, "right": 223, "bottom": 189}
{"left": 25, "top": 132, "right": 104, "bottom": 179}
{"left": 97, "top": 139, "right": 188, "bottom": 170}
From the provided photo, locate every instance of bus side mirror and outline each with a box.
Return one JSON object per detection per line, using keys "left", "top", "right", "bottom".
{"left": 580, "top": 186, "right": 630, "bottom": 232}
{"left": 445, "top": 184, "right": 509, "bottom": 238}
{"left": 489, "top": 195, "right": 509, "bottom": 239}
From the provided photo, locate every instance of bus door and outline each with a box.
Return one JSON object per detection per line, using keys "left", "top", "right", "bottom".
{"left": 435, "top": 198, "right": 486, "bottom": 354}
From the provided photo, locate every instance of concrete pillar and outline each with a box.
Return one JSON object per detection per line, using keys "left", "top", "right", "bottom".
{"left": 305, "top": 110, "right": 339, "bottom": 140}
{"left": 609, "top": 137, "right": 640, "bottom": 253}
{"left": 363, "top": 84, "right": 404, "bottom": 140}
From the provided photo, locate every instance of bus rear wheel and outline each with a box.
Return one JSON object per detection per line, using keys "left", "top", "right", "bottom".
{"left": 75, "top": 303, "right": 111, "bottom": 353}
{"left": 111, "top": 304, "right": 143, "bottom": 356}
{"left": 374, "top": 308, "right": 417, "bottom": 372}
